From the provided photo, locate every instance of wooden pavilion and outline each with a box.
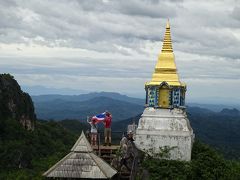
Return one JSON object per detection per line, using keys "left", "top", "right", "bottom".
{"left": 43, "top": 131, "right": 117, "bottom": 179}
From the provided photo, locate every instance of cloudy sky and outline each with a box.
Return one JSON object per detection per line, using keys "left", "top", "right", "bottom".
{"left": 0, "top": 0, "right": 240, "bottom": 104}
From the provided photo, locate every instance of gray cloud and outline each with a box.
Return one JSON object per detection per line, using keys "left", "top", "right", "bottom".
{"left": 0, "top": 0, "right": 176, "bottom": 50}
{"left": 0, "top": 0, "right": 239, "bottom": 103}
{"left": 115, "top": 0, "right": 178, "bottom": 18}
{"left": 0, "top": 0, "right": 238, "bottom": 59}
{"left": 231, "top": 5, "right": 240, "bottom": 21}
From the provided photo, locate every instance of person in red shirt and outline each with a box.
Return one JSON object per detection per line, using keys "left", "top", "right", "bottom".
{"left": 103, "top": 111, "right": 112, "bottom": 146}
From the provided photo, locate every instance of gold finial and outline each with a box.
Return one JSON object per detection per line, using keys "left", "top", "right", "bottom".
{"left": 147, "top": 20, "right": 183, "bottom": 87}
{"left": 162, "top": 20, "right": 173, "bottom": 53}
{"left": 166, "top": 19, "right": 170, "bottom": 28}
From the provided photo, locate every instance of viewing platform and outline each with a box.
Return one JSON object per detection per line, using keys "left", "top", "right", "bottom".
{"left": 92, "top": 145, "right": 120, "bottom": 150}
{"left": 92, "top": 145, "right": 120, "bottom": 163}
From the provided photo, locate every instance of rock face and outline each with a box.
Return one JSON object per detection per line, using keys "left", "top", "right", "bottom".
{"left": 0, "top": 74, "right": 36, "bottom": 130}
{"left": 135, "top": 108, "right": 194, "bottom": 161}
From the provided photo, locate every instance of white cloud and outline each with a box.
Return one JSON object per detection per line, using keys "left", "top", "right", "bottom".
{"left": 0, "top": 0, "right": 239, "bottom": 103}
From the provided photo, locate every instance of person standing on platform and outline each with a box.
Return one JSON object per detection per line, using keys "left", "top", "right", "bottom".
{"left": 103, "top": 111, "right": 112, "bottom": 146}
{"left": 87, "top": 117, "right": 98, "bottom": 146}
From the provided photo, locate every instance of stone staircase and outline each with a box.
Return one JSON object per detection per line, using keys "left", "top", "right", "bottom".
{"left": 92, "top": 145, "right": 119, "bottom": 163}
{"left": 92, "top": 145, "right": 132, "bottom": 180}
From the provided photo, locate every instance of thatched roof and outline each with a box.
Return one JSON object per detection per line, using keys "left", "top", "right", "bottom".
{"left": 71, "top": 131, "right": 93, "bottom": 152}
{"left": 43, "top": 132, "right": 117, "bottom": 179}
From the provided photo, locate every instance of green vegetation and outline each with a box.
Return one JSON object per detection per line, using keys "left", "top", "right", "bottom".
{"left": 140, "top": 140, "right": 240, "bottom": 180}
{"left": 0, "top": 117, "right": 77, "bottom": 179}
{"left": 59, "top": 119, "right": 89, "bottom": 134}
{"left": 1, "top": 118, "right": 240, "bottom": 179}
{"left": 188, "top": 107, "right": 240, "bottom": 160}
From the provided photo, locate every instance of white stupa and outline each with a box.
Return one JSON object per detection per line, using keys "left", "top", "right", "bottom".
{"left": 135, "top": 21, "right": 194, "bottom": 161}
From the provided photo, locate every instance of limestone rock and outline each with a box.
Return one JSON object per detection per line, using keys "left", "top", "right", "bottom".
{"left": 0, "top": 74, "right": 36, "bottom": 130}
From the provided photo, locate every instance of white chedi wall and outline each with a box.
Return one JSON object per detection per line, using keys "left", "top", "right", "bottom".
{"left": 135, "top": 107, "right": 194, "bottom": 161}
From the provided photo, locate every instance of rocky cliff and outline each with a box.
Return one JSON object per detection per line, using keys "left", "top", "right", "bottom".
{"left": 0, "top": 74, "right": 36, "bottom": 130}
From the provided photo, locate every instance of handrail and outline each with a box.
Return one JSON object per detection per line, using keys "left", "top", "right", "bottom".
{"left": 91, "top": 130, "right": 126, "bottom": 145}
{"left": 130, "top": 143, "right": 139, "bottom": 180}
{"left": 130, "top": 156, "right": 136, "bottom": 180}
{"left": 130, "top": 155, "right": 139, "bottom": 180}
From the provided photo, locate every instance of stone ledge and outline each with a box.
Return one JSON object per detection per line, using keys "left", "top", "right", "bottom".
{"left": 136, "top": 129, "right": 193, "bottom": 136}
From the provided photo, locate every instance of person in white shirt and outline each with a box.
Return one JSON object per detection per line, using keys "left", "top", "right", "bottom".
{"left": 87, "top": 117, "right": 98, "bottom": 146}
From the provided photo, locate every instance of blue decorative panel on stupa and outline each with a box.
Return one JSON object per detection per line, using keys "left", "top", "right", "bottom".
{"left": 172, "top": 89, "right": 180, "bottom": 107}
{"left": 148, "top": 88, "right": 156, "bottom": 107}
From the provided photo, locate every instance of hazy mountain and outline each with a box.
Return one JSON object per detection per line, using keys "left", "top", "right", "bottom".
{"left": 34, "top": 96, "right": 144, "bottom": 121}
{"left": 188, "top": 103, "right": 240, "bottom": 112}
{"left": 32, "top": 92, "right": 144, "bottom": 105}
{"left": 112, "top": 114, "right": 141, "bottom": 132}
{"left": 220, "top": 108, "right": 240, "bottom": 116}
{"left": 22, "top": 85, "right": 88, "bottom": 96}
{"left": 32, "top": 92, "right": 240, "bottom": 123}
{"left": 188, "top": 96, "right": 240, "bottom": 107}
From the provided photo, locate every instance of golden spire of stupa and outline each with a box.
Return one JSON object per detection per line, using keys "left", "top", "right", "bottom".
{"left": 146, "top": 20, "right": 184, "bottom": 87}
{"left": 161, "top": 20, "right": 173, "bottom": 53}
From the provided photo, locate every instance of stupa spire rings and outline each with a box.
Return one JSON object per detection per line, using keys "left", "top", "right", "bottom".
{"left": 162, "top": 20, "right": 173, "bottom": 53}
{"left": 147, "top": 20, "right": 183, "bottom": 88}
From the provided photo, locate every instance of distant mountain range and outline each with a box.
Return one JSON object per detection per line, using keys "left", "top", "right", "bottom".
{"left": 22, "top": 85, "right": 88, "bottom": 96}
{"left": 32, "top": 92, "right": 240, "bottom": 121}
{"left": 33, "top": 93, "right": 144, "bottom": 121}
{"left": 187, "top": 103, "right": 240, "bottom": 112}
{"left": 31, "top": 92, "right": 240, "bottom": 159}
{"left": 32, "top": 92, "right": 144, "bottom": 105}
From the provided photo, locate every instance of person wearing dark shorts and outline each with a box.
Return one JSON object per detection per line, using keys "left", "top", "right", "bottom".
{"left": 103, "top": 111, "right": 112, "bottom": 146}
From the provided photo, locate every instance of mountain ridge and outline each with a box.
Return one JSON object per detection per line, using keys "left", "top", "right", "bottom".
{"left": 32, "top": 92, "right": 240, "bottom": 122}
{"left": 34, "top": 96, "right": 144, "bottom": 121}
{"left": 32, "top": 91, "right": 144, "bottom": 105}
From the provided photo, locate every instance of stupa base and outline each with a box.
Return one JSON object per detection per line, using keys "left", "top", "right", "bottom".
{"left": 135, "top": 108, "right": 194, "bottom": 161}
